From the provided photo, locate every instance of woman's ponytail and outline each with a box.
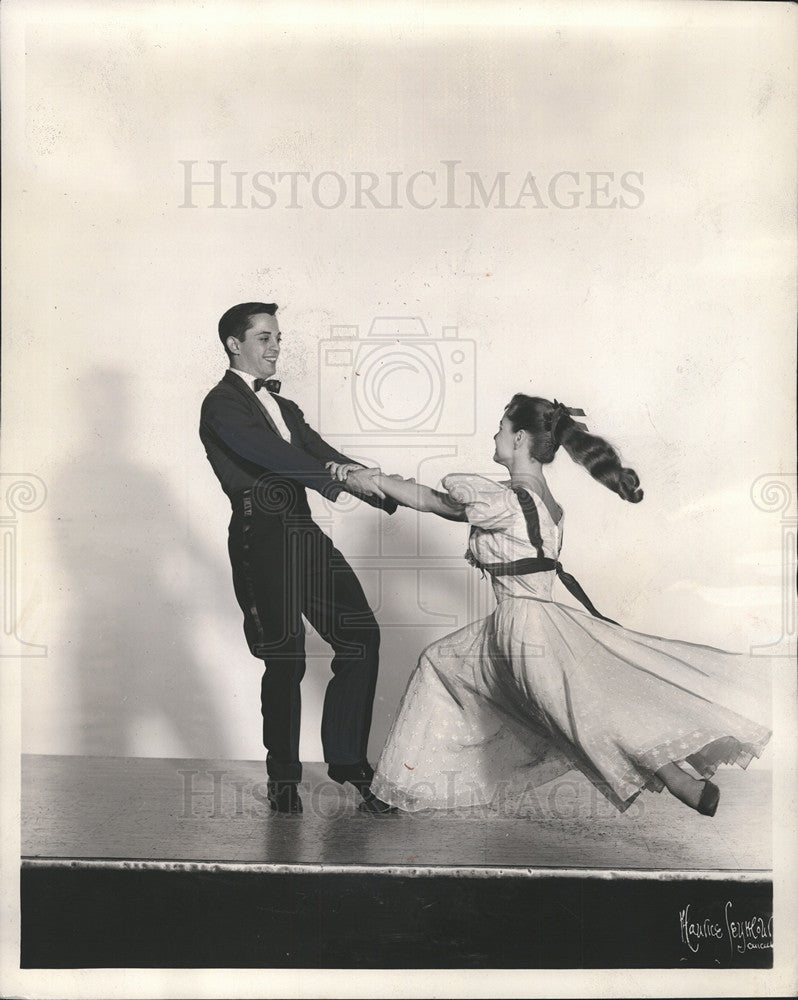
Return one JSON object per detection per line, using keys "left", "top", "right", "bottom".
{"left": 505, "top": 394, "right": 643, "bottom": 504}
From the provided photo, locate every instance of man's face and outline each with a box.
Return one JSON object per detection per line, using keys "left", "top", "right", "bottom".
{"left": 227, "top": 313, "right": 281, "bottom": 377}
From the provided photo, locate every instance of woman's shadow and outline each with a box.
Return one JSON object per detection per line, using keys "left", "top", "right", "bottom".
{"left": 54, "top": 368, "right": 235, "bottom": 758}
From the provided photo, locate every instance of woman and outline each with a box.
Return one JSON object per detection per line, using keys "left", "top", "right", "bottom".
{"left": 337, "top": 395, "right": 771, "bottom": 816}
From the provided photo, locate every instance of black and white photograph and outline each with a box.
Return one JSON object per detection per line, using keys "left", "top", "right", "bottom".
{"left": 1, "top": 1, "right": 796, "bottom": 997}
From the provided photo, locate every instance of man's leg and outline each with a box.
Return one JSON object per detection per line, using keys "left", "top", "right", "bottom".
{"left": 302, "top": 533, "right": 394, "bottom": 813}
{"left": 228, "top": 504, "right": 306, "bottom": 788}
{"left": 302, "top": 533, "right": 380, "bottom": 769}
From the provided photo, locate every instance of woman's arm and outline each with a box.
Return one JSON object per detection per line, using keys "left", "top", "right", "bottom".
{"left": 371, "top": 474, "right": 468, "bottom": 521}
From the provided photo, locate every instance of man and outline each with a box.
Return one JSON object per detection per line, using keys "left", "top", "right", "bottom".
{"left": 200, "top": 302, "right": 396, "bottom": 814}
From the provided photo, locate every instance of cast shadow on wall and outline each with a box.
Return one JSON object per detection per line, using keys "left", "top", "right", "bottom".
{"left": 53, "top": 369, "right": 234, "bottom": 758}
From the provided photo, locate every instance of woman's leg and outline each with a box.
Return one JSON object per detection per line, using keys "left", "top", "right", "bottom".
{"left": 656, "top": 761, "right": 718, "bottom": 813}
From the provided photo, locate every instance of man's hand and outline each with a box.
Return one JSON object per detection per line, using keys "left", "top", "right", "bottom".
{"left": 325, "top": 461, "right": 365, "bottom": 482}
{"left": 343, "top": 467, "right": 386, "bottom": 499}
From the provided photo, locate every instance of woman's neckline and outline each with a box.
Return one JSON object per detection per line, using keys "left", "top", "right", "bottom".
{"left": 502, "top": 479, "right": 564, "bottom": 527}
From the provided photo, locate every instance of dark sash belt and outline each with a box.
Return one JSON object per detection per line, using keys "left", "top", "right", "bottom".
{"left": 469, "top": 554, "right": 619, "bottom": 626}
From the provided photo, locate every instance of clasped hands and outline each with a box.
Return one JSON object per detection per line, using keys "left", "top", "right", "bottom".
{"left": 325, "top": 462, "right": 413, "bottom": 500}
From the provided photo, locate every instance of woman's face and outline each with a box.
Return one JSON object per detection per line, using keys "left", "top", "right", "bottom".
{"left": 493, "top": 415, "right": 517, "bottom": 467}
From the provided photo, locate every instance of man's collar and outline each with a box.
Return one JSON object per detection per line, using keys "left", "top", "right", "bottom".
{"left": 228, "top": 367, "right": 256, "bottom": 389}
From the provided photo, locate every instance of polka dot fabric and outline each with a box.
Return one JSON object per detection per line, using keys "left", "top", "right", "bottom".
{"left": 372, "top": 475, "right": 772, "bottom": 814}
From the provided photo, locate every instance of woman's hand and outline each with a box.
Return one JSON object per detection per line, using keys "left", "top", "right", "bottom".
{"left": 344, "top": 467, "right": 387, "bottom": 499}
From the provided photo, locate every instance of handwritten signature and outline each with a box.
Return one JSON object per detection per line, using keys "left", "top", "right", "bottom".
{"left": 679, "top": 901, "right": 773, "bottom": 957}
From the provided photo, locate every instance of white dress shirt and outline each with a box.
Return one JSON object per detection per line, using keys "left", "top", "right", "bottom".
{"left": 229, "top": 368, "right": 292, "bottom": 442}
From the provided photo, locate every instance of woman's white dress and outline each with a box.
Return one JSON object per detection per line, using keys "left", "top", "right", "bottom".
{"left": 371, "top": 475, "right": 772, "bottom": 813}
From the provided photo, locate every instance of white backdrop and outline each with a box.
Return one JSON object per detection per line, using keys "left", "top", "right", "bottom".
{"left": 3, "top": 1, "right": 794, "bottom": 768}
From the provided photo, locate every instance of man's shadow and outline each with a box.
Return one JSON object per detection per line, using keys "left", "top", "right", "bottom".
{"left": 53, "top": 369, "right": 234, "bottom": 758}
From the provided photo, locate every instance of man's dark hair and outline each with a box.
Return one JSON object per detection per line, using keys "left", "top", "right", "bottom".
{"left": 218, "top": 302, "right": 278, "bottom": 356}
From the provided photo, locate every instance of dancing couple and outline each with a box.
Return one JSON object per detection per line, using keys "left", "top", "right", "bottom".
{"left": 200, "top": 302, "right": 771, "bottom": 816}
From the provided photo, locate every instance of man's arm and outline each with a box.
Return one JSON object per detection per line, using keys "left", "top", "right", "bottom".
{"left": 201, "top": 391, "right": 343, "bottom": 499}
{"left": 281, "top": 399, "right": 398, "bottom": 513}
{"left": 281, "top": 398, "right": 356, "bottom": 467}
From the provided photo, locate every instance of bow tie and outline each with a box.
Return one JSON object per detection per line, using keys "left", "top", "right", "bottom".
{"left": 253, "top": 378, "right": 281, "bottom": 394}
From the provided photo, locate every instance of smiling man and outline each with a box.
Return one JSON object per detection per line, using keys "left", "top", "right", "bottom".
{"left": 199, "top": 302, "right": 396, "bottom": 814}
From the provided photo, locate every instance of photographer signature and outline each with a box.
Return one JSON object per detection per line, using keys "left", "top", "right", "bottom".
{"left": 679, "top": 901, "right": 773, "bottom": 957}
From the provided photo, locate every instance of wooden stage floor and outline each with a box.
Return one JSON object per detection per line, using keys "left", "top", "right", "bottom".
{"left": 19, "top": 755, "right": 774, "bottom": 968}
{"left": 22, "top": 754, "right": 771, "bottom": 873}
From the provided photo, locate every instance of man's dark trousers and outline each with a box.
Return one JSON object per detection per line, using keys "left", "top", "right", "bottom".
{"left": 227, "top": 489, "right": 380, "bottom": 783}
{"left": 200, "top": 369, "right": 394, "bottom": 785}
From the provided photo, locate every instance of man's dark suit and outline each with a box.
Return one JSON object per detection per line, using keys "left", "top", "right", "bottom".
{"left": 200, "top": 369, "right": 396, "bottom": 783}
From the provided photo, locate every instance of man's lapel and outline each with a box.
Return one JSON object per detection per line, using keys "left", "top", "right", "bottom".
{"left": 222, "top": 369, "right": 283, "bottom": 438}
{"left": 272, "top": 395, "right": 298, "bottom": 445}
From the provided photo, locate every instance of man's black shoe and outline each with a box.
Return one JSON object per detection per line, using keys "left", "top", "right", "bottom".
{"left": 328, "top": 762, "right": 397, "bottom": 814}
{"left": 328, "top": 762, "right": 374, "bottom": 787}
{"left": 267, "top": 780, "right": 303, "bottom": 814}
{"left": 357, "top": 788, "right": 398, "bottom": 815}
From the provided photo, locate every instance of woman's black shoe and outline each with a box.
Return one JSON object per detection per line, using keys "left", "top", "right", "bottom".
{"left": 267, "top": 780, "right": 303, "bottom": 814}
{"left": 697, "top": 780, "right": 720, "bottom": 817}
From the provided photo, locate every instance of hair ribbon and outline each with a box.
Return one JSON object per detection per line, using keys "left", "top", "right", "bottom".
{"left": 551, "top": 399, "right": 589, "bottom": 435}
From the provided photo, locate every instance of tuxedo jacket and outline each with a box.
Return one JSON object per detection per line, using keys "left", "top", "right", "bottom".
{"left": 200, "top": 369, "right": 397, "bottom": 522}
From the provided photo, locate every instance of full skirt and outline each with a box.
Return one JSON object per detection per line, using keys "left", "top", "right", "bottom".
{"left": 371, "top": 596, "right": 772, "bottom": 813}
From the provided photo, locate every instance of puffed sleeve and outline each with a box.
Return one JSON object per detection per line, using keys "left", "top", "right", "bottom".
{"left": 441, "top": 474, "right": 519, "bottom": 530}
